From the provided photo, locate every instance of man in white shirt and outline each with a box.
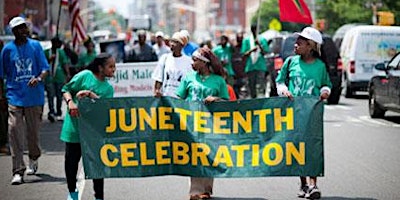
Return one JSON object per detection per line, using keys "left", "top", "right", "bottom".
{"left": 152, "top": 31, "right": 171, "bottom": 59}
{"left": 152, "top": 31, "right": 192, "bottom": 98}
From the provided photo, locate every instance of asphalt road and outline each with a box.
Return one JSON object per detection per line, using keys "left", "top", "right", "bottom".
{"left": 0, "top": 95, "right": 399, "bottom": 200}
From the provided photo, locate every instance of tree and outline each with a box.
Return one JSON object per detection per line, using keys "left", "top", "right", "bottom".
{"left": 317, "top": 0, "right": 400, "bottom": 34}
{"left": 253, "top": 0, "right": 400, "bottom": 35}
{"left": 251, "top": 0, "right": 315, "bottom": 33}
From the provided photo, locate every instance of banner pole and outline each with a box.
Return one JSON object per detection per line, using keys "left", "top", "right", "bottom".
{"left": 256, "top": 0, "right": 262, "bottom": 37}
{"left": 56, "top": 0, "right": 62, "bottom": 37}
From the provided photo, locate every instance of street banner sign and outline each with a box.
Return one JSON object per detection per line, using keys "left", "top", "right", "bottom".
{"left": 79, "top": 96, "right": 324, "bottom": 179}
{"left": 108, "top": 62, "right": 157, "bottom": 97}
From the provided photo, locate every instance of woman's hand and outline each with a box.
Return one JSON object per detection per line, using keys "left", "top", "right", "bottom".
{"left": 204, "top": 96, "right": 220, "bottom": 104}
{"left": 76, "top": 90, "right": 99, "bottom": 99}
{"left": 154, "top": 89, "right": 162, "bottom": 98}
{"left": 67, "top": 100, "right": 79, "bottom": 117}
{"left": 282, "top": 90, "right": 294, "bottom": 100}
{"left": 320, "top": 92, "right": 329, "bottom": 100}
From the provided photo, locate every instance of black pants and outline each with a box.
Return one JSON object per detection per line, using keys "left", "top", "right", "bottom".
{"left": 247, "top": 70, "right": 265, "bottom": 98}
{"left": 65, "top": 142, "right": 104, "bottom": 199}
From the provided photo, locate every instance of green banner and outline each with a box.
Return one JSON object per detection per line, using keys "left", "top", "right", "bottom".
{"left": 78, "top": 97, "right": 324, "bottom": 179}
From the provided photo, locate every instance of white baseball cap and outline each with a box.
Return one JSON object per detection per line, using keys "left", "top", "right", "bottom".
{"left": 294, "top": 27, "right": 323, "bottom": 44}
{"left": 9, "top": 17, "right": 27, "bottom": 29}
{"left": 155, "top": 31, "right": 164, "bottom": 38}
{"left": 180, "top": 30, "right": 190, "bottom": 39}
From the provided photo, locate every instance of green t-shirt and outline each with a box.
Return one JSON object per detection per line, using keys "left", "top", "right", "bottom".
{"left": 275, "top": 55, "right": 332, "bottom": 97}
{"left": 212, "top": 45, "right": 235, "bottom": 76}
{"left": 240, "top": 36, "right": 269, "bottom": 73}
{"left": 60, "top": 70, "right": 114, "bottom": 143}
{"left": 78, "top": 51, "right": 97, "bottom": 68}
{"left": 45, "top": 48, "right": 70, "bottom": 83}
{"left": 176, "top": 71, "right": 229, "bottom": 101}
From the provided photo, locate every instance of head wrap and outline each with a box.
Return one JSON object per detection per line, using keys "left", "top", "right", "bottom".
{"left": 170, "top": 32, "right": 188, "bottom": 46}
{"left": 192, "top": 50, "right": 210, "bottom": 63}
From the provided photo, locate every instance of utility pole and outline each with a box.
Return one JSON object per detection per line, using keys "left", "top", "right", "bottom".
{"left": 0, "top": 0, "right": 4, "bottom": 34}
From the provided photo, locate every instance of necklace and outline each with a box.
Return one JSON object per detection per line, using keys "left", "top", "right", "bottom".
{"left": 199, "top": 74, "right": 210, "bottom": 82}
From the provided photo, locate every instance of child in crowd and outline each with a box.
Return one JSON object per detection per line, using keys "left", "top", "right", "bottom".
{"left": 60, "top": 53, "right": 116, "bottom": 200}
{"left": 275, "top": 27, "right": 332, "bottom": 199}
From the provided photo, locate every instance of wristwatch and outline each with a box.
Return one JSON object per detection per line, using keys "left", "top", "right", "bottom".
{"left": 37, "top": 76, "right": 42, "bottom": 82}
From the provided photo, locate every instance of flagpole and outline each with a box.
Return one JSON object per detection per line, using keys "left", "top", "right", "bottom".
{"left": 256, "top": 0, "right": 262, "bottom": 37}
{"left": 56, "top": 0, "right": 62, "bottom": 37}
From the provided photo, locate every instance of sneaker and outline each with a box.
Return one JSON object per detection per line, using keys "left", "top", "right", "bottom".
{"left": 56, "top": 115, "right": 64, "bottom": 121}
{"left": 48, "top": 113, "right": 55, "bottom": 123}
{"left": 67, "top": 191, "right": 79, "bottom": 200}
{"left": 297, "top": 185, "right": 308, "bottom": 198}
{"left": 305, "top": 185, "right": 321, "bottom": 199}
{"left": 26, "top": 159, "right": 38, "bottom": 175}
{"left": 11, "top": 174, "right": 23, "bottom": 185}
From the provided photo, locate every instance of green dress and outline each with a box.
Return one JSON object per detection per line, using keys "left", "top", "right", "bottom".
{"left": 176, "top": 71, "right": 229, "bottom": 101}
{"left": 60, "top": 70, "right": 114, "bottom": 143}
{"left": 44, "top": 48, "right": 70, "bottom": 83}
{"left": 275, "top": 55, "right": 332, "bottom": 97}
{"left": 240, "top": 35, "right": 269, "bottom": 73}
{"left": 78, "top": 51, "right": 97, "bottom": 68}
{"left": 212, "top": 45, "right": 235, "bottom": 76}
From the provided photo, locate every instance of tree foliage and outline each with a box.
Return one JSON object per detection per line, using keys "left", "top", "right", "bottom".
{"left": 252, "top": 0, "right": 400, "bottom": 35}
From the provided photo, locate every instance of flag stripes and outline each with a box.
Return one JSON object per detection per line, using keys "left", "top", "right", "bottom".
{"left": 68, "top": 0, "right": 87, "bottom": 51}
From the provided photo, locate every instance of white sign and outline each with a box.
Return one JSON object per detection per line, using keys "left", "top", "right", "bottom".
{"left": 108, "top": 62, "right": 157, "bottom": 97}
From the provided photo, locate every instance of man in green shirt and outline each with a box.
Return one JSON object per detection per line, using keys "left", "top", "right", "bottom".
{"left": 76, "top": 39, "right": 96, "bottom": 76}
{"left": 212, "top": 35, "right": 234, "bottom": 85}
{"left": 44, "top": 37, "right": 70, "bottom": 122}
{"left": 241, "top": 24, "right": 269, "bottom": 98}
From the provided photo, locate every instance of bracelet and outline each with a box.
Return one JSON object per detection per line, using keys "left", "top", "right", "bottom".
{"left": 66, "top": 99, "right": 72, "bottom": 104}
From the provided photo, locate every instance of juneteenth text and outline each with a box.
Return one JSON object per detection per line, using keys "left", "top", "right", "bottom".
{"left": 97, "top": 106, "right": 305, "bottom": 168}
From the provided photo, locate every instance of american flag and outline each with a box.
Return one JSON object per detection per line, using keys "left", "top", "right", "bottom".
{"left": 68, "top": 0, "right": 87, "bottom": 51}
{"left": 61, "top": 0, "right": 68, "bottom": 6}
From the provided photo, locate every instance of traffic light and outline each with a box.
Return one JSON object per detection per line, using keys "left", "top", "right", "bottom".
{"left": 377, "top": 11, "right": 395, "bottom": 26}
{"left": 315, "top": 19, "right": 326, "bottom": 31}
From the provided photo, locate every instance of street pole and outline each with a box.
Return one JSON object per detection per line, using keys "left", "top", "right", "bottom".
{"left": 0, "top": 0, "right": 4, "bottom": 34}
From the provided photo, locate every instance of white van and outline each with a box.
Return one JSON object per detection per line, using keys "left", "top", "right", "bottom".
{"left": 340, "top": 25, "right": 400, "bottom": 97}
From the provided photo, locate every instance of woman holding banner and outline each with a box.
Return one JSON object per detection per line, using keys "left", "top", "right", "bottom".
{"left": 275, "top": 27, "right": 331, "bottom": 199}
{"left": 60, "top": 53, "right": 116, "bottom": 200}
{"left": 176, "top": 47, "right": 229, "bottom": 200}
{"left": 152, "top": 31, "right": 192, "bottom": 98}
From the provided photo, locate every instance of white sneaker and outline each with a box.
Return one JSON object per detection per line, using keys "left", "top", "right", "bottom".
{"left": 305, "top": 185, "right": 321, "bottom": 199}
{"left": 26, "top": 159, "right": 38, "bottom": 175}
{"left": 56, "top": 115, "right": 64, "bottom": 121}
{"left": 11, "top": 174, "right": 23, "bottom": 185}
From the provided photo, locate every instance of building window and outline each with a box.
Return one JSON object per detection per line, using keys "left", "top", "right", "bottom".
{"left": 233, "top": 0, "right": 239, "bottom": 10}
{"left": 234, "top": 16, "right": 239, "bottom": 25}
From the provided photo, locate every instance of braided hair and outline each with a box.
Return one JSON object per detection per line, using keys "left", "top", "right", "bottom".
{"left": 197, "top": 47, "right": 226, "bottom": 77}
{"left": 85, "top": 53, "right": 113, "bottom": 74}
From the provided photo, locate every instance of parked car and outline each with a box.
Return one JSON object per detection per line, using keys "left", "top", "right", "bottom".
{"left": 266, "top": 34, "right": 342, "bottom": 104}
{"left": 340, "top": 25, "right": 400, "bottom": 98}
{"left": 368, "top": 52, "right": 400, "bottom": 118}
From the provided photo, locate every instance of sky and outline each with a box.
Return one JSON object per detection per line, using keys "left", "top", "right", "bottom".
{"left": 94, "top": 0, "right": 130, "bottom": 18}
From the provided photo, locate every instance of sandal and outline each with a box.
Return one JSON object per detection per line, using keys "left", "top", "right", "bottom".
{"left": 199, "top": 193, "right": 211, "bottom": 199}
{"left": 189, "top": 194, "right": 201, "bottom": 200}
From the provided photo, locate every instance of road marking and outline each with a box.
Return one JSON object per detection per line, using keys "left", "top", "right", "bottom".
{"left": 359, "top": 116, "right": 390, "bottom": 126}
{"left": 346, "top": 116, "right": 363, "bottom": 123}
{"left": 325, "top": 105, "right": 352, "bottom": 110}
{"left": 77, "top": 166, "right": 86, "bottom": 200}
